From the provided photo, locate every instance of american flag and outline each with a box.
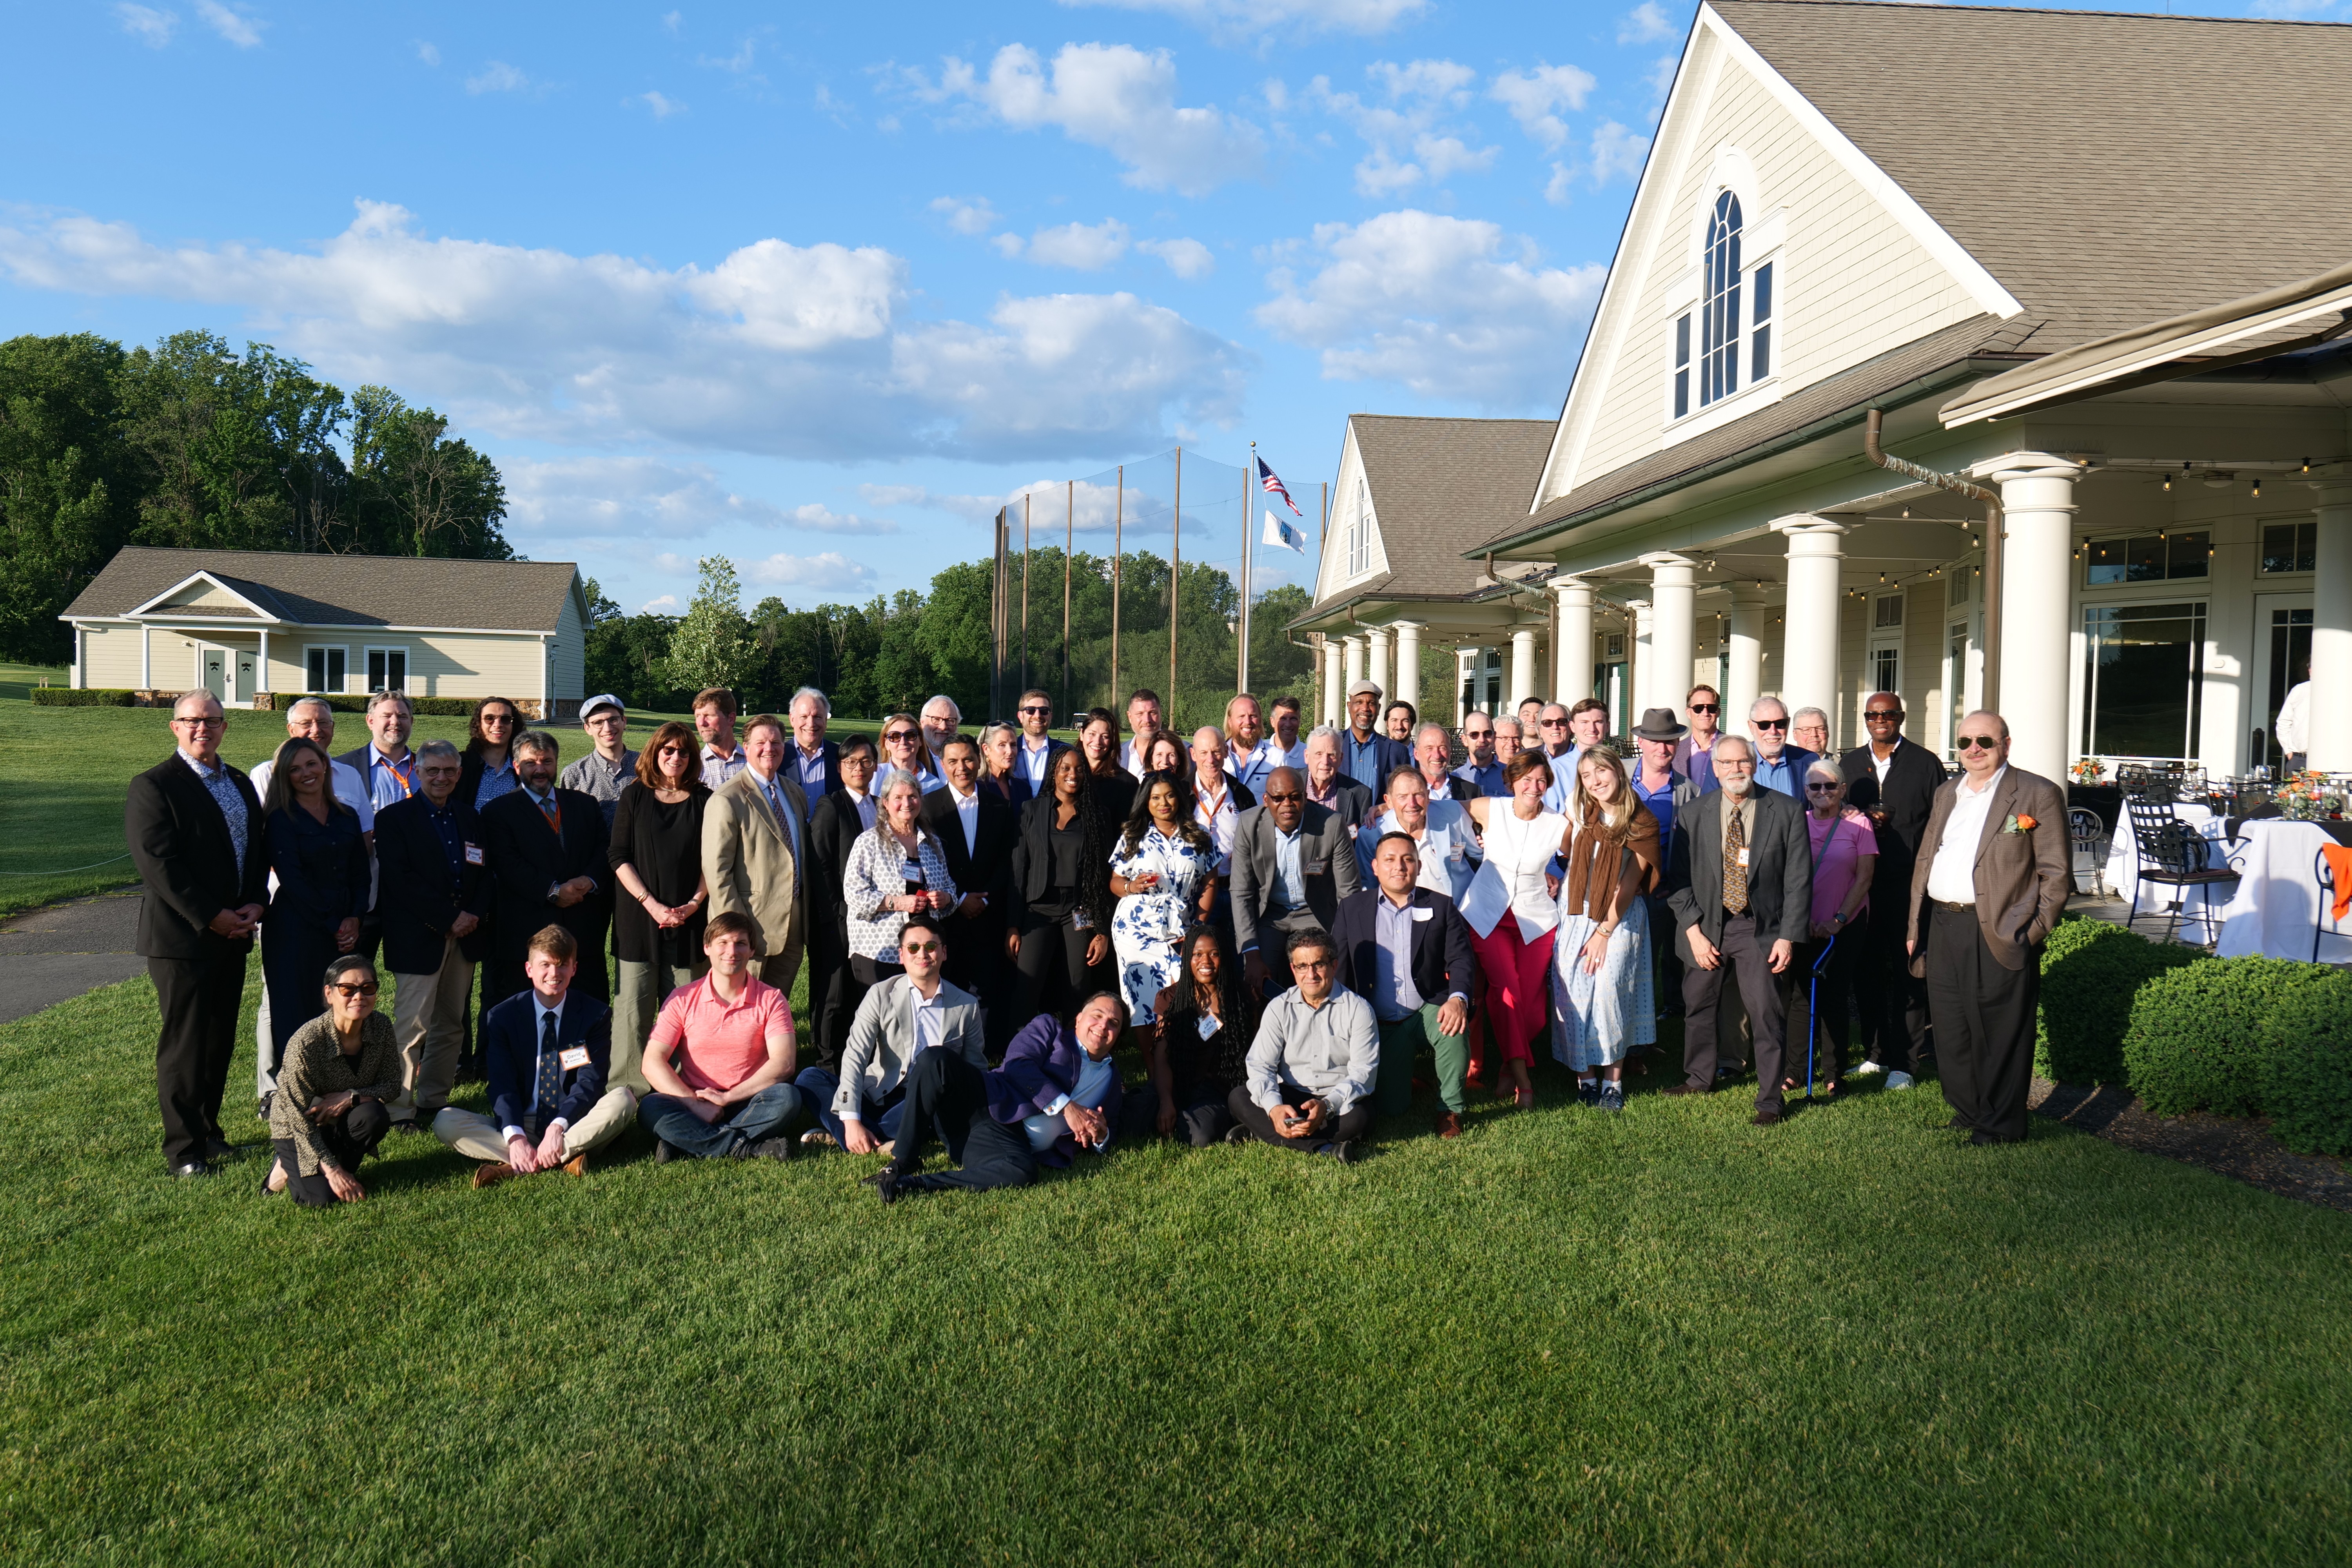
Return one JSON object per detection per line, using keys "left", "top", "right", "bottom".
{"left": 1255, "top": 454, "right": 1303, "bottom": 516}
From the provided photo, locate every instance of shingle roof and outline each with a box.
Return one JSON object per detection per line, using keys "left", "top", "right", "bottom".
{"left": 1306, "top": 416, "right": 1554, "bottom": 618}
{"left": 61, "top": 547, "right": 579, "bottom": 632}
{"left": 1713, "top": 1, "right": 2352, "bottom": 353}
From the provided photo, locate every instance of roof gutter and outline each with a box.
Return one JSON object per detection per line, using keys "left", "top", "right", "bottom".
{"left": 1865, "top": 407, "right": 2002, "bottom": 713}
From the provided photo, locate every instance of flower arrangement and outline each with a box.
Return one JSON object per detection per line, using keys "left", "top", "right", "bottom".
{"left": 2069, "top": 757, "right": 2107, "bottom": 785}
{"left": 2277, "top": 771, "right": 2347, "bottom": 821}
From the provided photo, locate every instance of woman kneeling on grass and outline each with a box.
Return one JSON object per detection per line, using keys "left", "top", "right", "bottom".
{"left": 261, "top": 955, "right": 401, "bottom": 1206}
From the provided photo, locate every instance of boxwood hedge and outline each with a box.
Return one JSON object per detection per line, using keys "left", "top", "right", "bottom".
{"left": 29, "top": 688, "right": 137, "bottom": 706}
{"left": 2034, "top": 917, "right": 2201, "bottom": 1084}
{"left": 2258, "top": 970, "right": 2352, "bottom": 1156}
{"left": 2123, "top": 955, "right": 2347, "bottom": 1117}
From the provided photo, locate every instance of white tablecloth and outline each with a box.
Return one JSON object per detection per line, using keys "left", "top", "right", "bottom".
{"left": 2215, "top": 818, "right": 2352, "bottom": 964}
{"left": 2102, "top": 803, "right": 2226, "bottom": 944}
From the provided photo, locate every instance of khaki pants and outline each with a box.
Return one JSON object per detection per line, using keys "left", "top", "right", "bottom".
{"left": 753, "top": 948, "right": 800, "bottom": 997}
{"left": 391, "top": 936, "right": 475, "bottom": 1123}
{"left": 614, "top": 953, "right": 708, "bottom": 1094}
{"left": 432, "top": 1087, "right": 638, "bottom": 1165}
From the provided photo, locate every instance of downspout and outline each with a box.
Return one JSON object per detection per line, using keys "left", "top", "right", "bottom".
{"left": 1866, "top": 408, "right": 2004, "bottom": 713}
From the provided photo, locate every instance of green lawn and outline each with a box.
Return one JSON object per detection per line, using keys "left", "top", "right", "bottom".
{"left": 1, "top": 960, "right": 2348, "bottom": 1564}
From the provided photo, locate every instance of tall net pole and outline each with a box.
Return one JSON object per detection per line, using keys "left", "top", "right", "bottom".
{"left": 1169, "top": 446, "right": 1181, "bottom": 724}
{"left": 1062, "top": 480, "right": 1073, "bottom": 718}
{"left": 1111, "top": 466, "right": 1123, "bottom": 710}
{"left": 1020, "top": 491, "right": 1031, "bottom": 698}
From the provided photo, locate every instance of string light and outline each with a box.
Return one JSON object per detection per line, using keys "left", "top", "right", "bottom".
{"left": 2163, "top": 473, "right": 2172, "bottom": 492}
{"left": 2252, "top": 476, "right": 2262, "bottom": 498}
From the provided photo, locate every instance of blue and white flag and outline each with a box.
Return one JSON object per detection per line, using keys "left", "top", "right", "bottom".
{"left": 1262, "top": 508, "right": 1308, "bottom": 554}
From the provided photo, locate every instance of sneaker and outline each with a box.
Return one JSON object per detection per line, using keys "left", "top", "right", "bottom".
{"left": 1577, "top": 1079, "right": 1601, "bottom": 1109}
{"left": 1849, "top": 1060, "right": 1886, "bottom": 1078}
{"left": 653, "top": 1139, "right": 678, "bottom": 1164}
{"left": 799, "top": 1129, "right": 839, "bottom": 1151}
{"left": 1321, "top": 1139, "right": 1359, "bottom": 1165}
{"left": 1885, "top": 1070, "right": 1916, "bottom": 1091}
{"left": 1597, "top": 1083, "right": 1625, "bottom": 1114}
{"left": 747, "top": 1137, "right": 794, "bottom": 1162}
{"left": 256, "top": 1092, "right": 274, "bottom": 1124}
{"left": 1224, "top": 1124, "right": 1252, "bottom": 1146}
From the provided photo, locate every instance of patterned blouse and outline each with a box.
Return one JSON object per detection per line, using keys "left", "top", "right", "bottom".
{"left": 267, "top": 1010, "right": 402, "bottom": 1175}
{"left": 843, "top": 825, "right": 961, "bottom": 961}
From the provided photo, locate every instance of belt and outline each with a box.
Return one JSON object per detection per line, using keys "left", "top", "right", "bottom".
{"left": 1931, "top": 899, "right": 1975, "bottom": 914}
{"left": 1721, "top": 906, "right": 1751, "bottom": 920}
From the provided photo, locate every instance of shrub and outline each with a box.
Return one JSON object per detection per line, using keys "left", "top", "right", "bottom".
{"left": 2035, "top": 918, "right": 2201, "bottom": 1083}
{"left": 2258, "top": 971, "right": 2352, "bottom": 1156}
{"left": 2123, "top": 956, "right": 2344, "bottom": 1116}
{"left": 29, "top": 687, "right": 137, "bottom": 706}
{"left": 267, "top": 692, "right": 480, "bottom": 717}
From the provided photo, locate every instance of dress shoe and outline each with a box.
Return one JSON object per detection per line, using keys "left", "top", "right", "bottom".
{"left": 205, "top": 1136, "right": 238, "bottom": 1163}
{"left": 471, "top": 1161, "right": 519, "bottom": 1190}
{"left": 1224, "top": 1123, "right": 1252, "bottom": 1146}
{"left": 169, "top": 1158, "right": 212, "bottom": 1179}
{"left": 745, "top": 1138, "right": 793, "bottom": 1163}
{"left": 1751, "top": 1108, "right": 1782, "bottom": 1127}
{"left": 1661, "top": 1083, "right": 1711, "bottom": 1098}
{"left": 1944, "top": 1116, "right": 1972, "bottom": 1131}
{"left": 653, "top": 1138, "right": 678, "bottom": 1164}
{"left": 1321, "top": 1139, "right": 1359, "bottom": 1164}
{"left": 870, "top": 1170, "right": 901, "bottom": 1205}
{"left": 1968, "top": 1130, "right": 2016, "bottom": 1148}
{"left": 1434, "top": 1111, "right": 1462, "bottom": 1139}
{"left": 256, "top": 1092, "right": 274, "bottom": 1123}
{"left": 561, "top": 1154, "right": 590, "bottom": 1177}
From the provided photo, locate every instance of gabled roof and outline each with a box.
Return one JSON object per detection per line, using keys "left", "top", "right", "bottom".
{"left": 1305, "top": 416, "right": 1553, "bottom": 620}
{"left": 62, "top": 547, "right": 579, "bottom": 632}
{"left": 1712, "top": 1, "right": 2352, "bottom": 354}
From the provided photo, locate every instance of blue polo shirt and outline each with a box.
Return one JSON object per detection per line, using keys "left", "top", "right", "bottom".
{"left": 1751, "top": 745, "right": 1819, "bottom": 801}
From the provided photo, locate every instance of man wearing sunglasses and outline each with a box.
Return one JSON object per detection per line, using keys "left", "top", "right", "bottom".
{"left": 1745, "top": 697, "right": 1817, "bottom": 801}
{"left": 1013, "top": 688, "right": 1067, "bottom": 803}
{"left": 1838, "top": 692, "right": 1948, "bottom": 1087}
{"left": 1906, "top": 713, "right": 2069, "bottom": 1146}
{"left": 1451, "top": 711, "right": 1507, "bottom": 798}
{"left": 1672, "top": 684, "right": 1724, "bottom": 792}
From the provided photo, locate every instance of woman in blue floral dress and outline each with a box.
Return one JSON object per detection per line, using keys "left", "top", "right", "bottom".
{"left": 1108, "top": 771, "right": 1218, "bottom": 1048}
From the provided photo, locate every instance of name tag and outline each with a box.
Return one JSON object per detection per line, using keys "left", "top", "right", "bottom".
{"left": 1736, "top": 847, "right": 1750, "bottom": 869}
{"left": 1410, "top": 906, "right": 1433, "bottom": 922}
{"left": 463, "top": 843, "right": 485, "bottom": 865}
{"left": 900, "top": 861, "right": 924, "bottom": 882}
{"left": 1196, "top": 1013, "right": 1219, "bottom": 1040}
{"left": 558, "top": 1046, "right": 590, "bottom": 1071}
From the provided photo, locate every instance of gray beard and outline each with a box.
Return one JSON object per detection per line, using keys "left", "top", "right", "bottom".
{"left": 1721, "top": 776, "right": 1753, "bottom": 798}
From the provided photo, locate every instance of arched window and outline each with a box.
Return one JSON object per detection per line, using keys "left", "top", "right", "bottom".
{"left": 1701, "top": 190, "right": 1742, "bottom": 406}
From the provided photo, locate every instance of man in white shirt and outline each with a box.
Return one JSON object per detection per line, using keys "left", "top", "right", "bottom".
{"left": 1906, "top": 711, "right": 2070, "bottom": 1146}
{"left": 1268, "top": 695, "right": 1307, "bottom": 769}
{"left": 1118, "top": 687, "right": 1164, "bottom": 774}
{"left": 2275, "top": 672, "right": 2311, "bottom": 771}
{"left": 1412, "top": 722, "right": 1455, "bottom": 801}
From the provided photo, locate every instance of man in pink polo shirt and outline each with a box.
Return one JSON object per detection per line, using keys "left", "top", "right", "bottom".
{"left": 639, "top": 910, "right": 808, "bottom": 1161}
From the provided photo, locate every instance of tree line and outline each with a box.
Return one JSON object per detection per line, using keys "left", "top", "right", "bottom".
{"left": 0, "top": 329, "right": 510, "bottom": 662}
{"left": 587, "top": 547, "right": 1318, "bottom": 729}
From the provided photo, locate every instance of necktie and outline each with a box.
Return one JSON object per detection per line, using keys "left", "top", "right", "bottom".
{"left": 535, "top": 1009, "right": 562, "bottom": 1131}
{"left": 1724, "top": 802, "right": 1750, "bottom": 915}
{"left": 537, "top": 792, "right": 560, "bottom": 832}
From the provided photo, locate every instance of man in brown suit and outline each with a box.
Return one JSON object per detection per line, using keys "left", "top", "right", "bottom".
{"left": 703, "top": 713, "right": 809, "bottom": 993}
{"left": 1905, "top": 710, "right": 2071, "bottom": 1145}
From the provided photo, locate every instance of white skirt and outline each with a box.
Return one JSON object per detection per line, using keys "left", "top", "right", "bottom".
{"left": 1550, "top": 895, "right": 1656, "bottom": 1069}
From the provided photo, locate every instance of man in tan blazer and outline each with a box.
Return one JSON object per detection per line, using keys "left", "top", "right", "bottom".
{"left": 1905, "top": 710, "right": 2071, "bottom": 1145}
{"left": 703, "top": 713, "right": 810, "bottom": 993}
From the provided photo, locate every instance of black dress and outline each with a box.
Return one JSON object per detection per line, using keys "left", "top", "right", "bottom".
{"left": 1140, "top": 989, "right": 1252, "bottom": 1148}
{"left": 609, "top": 781, "right": 709, "bottom": 967}
{"left": 262, "top": 802, "right": 371, "bottom": 1060}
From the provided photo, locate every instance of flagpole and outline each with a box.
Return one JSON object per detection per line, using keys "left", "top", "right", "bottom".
{"left": 1170, "top": 446, "right": 1182, "bottom": 726}
{"left": 1238, "top": 444, "right": 1254, "bottom": 698}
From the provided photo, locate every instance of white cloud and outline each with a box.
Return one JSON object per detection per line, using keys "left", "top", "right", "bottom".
{"left": 1544, "top": 162, "right": 1573, "bottom": 205}
{"left": 1256, "top": 208, "right": 1605, "bottom": 406}
{"left": 855, "top": 483, "right": 932, "bottom": 508}
{"left": 0, "top": 201, "right": 1247, "bottom": 462}
{"left": 927, "top": 43, "right": 1262, "bottom": 196}
{"left": 1619, "top": 2, "right": 1677, "bottom": 44}
{"left": 1489, "top": 62, "right": 1596, "bottom": 151}
{"left": 742, "top": 552, "right": 877, "bottom": 591}
{"left": 503, "top": 456, "right": 901, "bottom": 540}
{"left": 786, "top": 503, "right": 893, "bottom": 534}
{"left": 929, "top": 195, "right": 999, "bottom": 236}
{"left": 196, "top": 1, "right": 262, "bottom": 47}
{"left": 1590, "top": 120, "right": 1649, "bottom": 185}
{"left": 1057, "top": 0, "right": 1429, "bottom": 37}
{"left": 662, "top": 10, "right": 683, "bottom": 32}
{"left": 639, "top": 593, "right": 680, "bottom": 613}
{"left": 700, "top": 36, "right": 759, "bottom": 75}
{"left": 1138, "top": 237, "right": 1214, "bottom": 279}
{"left": 416, "top": 41, "right": 440, "bottom": 66}
{"left": 636, "top": 90, "right": 686, "bottom": 118}
{"left": 991, "top": 233, "right": 1025, "bottom": 259}
{"left": 1645, "top": 53, "right": 1679, "bottom": 107}
{"left": 1027, "top": 219, "right": 1131, "bottom": 270}
{"left": 116, "top": 5, "right": 177, "bottom": 47}
{"left": 466, "top": 61, "right": 533, "bottom": 95}
{"left": 1310, "top": 62, "right": 1497, "bottom": 197}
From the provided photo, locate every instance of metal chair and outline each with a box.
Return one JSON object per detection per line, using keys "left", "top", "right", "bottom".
{"left": 2067, "top": 808, "right": 2109, "bottom": 897}
{"left": 2123, "top": 794, "right": 2239, "bottom": 947}
{"left": 2320, "top": 847, "right": 2347, "bottom": 963}
{"left": 2116, "top": 763, "right": 2150, "bottom": 796}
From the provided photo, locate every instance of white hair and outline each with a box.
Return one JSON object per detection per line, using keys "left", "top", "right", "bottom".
{"left": 1806, "top": 757, "right": 1842, "bottom": 785}
{"left": 1748, "top": 696, "right": 1788, "bottom": 722}
{"left": 1791, "top": 706, "right": 1829, "bottom": 727}
{"left": 1413, "top": 721, "right": 1450, "bottom": 750}
{"left": 873, "top": 765, "right": 927, "bottom": 799}
{"left": 286, "top": 696, "right": 334, "bottom": 724}
{"left": 789, "top": 686, "right": 831, "bottom": 718}
{"left": 921, "top": 694, "right": 961, "bottom": 723}
{"left": 1715, "top": 734, "right": 1756, "bottom": 762}
{"left": 1304, "top": 723, "right": 1344, "bottom": 751}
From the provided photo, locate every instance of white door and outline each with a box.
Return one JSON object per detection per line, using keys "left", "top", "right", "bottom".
{"left": 2254, "top": 592, "right": 2313, "bottom": 771}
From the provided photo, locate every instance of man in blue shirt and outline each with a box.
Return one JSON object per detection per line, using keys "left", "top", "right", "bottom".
{"left": 1542, "top": 699, "right": 1612, "bottom": 815}
{"left": 1746, "top": 697, "right": 1818, "bottom": 800}
{"left": 1451, "top": 710, "right": 1508, "bottom": 798}
{"left": 1341, "top": 680, "right": 1410, "bottom": 791}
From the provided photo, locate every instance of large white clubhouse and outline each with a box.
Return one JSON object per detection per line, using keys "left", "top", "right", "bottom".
{"left": 1296, "top": 0, "right": 2352, "bottom": 787}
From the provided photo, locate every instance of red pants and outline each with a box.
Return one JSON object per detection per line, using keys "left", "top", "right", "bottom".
{"left": 1471, "top": 921, "right": 1555, "bottom": 1065}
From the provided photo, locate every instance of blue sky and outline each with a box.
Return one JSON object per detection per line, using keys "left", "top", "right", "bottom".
{"left": 0, "top": 0, "right": 2290, "bottom": 616}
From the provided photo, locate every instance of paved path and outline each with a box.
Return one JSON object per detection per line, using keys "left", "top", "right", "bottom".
{"left": 0, "top": 893, "right": 145, "bottom": 1025}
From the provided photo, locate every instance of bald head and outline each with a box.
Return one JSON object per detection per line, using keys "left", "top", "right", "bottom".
{"left": 1189, "top": 725, "right": 1228, "bottom": 780}
{"left": 1955, "top": 710, "right": 2011, "bottom": 778}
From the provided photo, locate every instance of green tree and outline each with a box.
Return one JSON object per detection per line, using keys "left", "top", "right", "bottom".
{"left": 0, "top": 333, "right": 139, "bottom": 661}
{"left": 348, "top": 385, "right": 510, "bottom": 559}
{"left": 666, "top": 556, "right": 750, "bottom": 695}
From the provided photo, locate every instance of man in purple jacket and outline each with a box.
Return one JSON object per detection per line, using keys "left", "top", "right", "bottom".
{"left": 869, "top": 992, "right": 1127, "bottom": 1203}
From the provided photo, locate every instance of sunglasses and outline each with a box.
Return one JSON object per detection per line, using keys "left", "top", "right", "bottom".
{"left": 883, "top": 729, "right": 919, "bottom": 742}
{"left": 1806, "top": 782, "right": 1842, "bottom": 793}
{"left": 1753, "top": 718, "right": 1788, "bottom": 730}
{"left": 481, "top": 713, "right": 515, "bottom": 724}
{"left": 901, "top": 940, "right": 943, "bottom": 956}
{"left": 1540, "top": 717, "right": 1569, "bottom": 727}
{"left": 331, "top": 982, "right": 381, "bottom": 998}
{"left": 1018, "top": 705, "right": 1050, "bottom": 715}
{"left": 1263, "top": 790, "right": 1303, "bottom": 803}
{"left": 1688, "top": 704, "right": 1719, "bottom": 715}
{"left": 1956, "top": 735, "right": 2002, "bottom": 751}
{"left": 1864, "top": 709, "right": 1904, "bottom": 721}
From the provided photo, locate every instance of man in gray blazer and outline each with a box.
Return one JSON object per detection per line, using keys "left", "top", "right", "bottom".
{"left": 1232, "top": 766, "right": 1365, "bottom": 995}
{"left": 1662, "top": 735, "right": 1811, "bottom": 1125}
{"left": 793, "top": 915, "right": 983, "bottom": 1155}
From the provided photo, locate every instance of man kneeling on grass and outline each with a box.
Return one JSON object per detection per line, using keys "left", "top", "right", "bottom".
{"left": 797, "top": 915, "right": 983, "bottom": 1158}
{"left": 638, "top": 911, "right": 809, "bottom": 1162}
{"left": 1226, "top": 928, "right": 1378, "bottom": 1163}
{"left": 434, "top": 924, "right": 638, "bottom": 1187}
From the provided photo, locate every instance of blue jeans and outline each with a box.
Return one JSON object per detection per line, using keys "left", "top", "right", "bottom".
{"left": 794, "top": 1067, "right": 906, "bottom": 1145}
{"left": 641, "top": 1082, "right": 808, "bottom": 1159}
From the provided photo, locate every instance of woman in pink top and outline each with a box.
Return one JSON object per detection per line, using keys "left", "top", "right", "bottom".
{"left": 1787, "top": 759, "right": 1877, "bottom": 1094}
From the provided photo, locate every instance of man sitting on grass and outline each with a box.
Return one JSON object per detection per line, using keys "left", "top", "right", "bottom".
{"left": 638, "top": 911, "right": 809, "bottom": 1162}
{"left": 797, "top": 915, "right": 984, "bottom": 1156}
{"left": 433, "top": 924, "right": 638, "bottom": 1188}
{"left": 1227, "top": 929, "right": 1379, "bottom": 1163}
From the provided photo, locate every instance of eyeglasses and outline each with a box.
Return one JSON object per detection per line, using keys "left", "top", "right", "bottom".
{"left": 1539, "top": 717, "right": 1569, "bottom": 727}
{"left": 171, "top": 715, "right": 226, "bottom": 727}
{"left": 1956, "top": 735, "right": 2002, "bottom": 751}
{"left": 1806, "top": 782, "right": 1842, "bottom": 793}
{"left": 901, "top": 940, "right": 943, "bottom": 957}
{"left": 481, "top": 712, "right": 515, "bottom": 724}
{"left": 331, "top": 981, "right": 381, "bottom": 998}
{"left": 883, "top": 729, "right": 919, "bottom": 743}
{"left": 1263, "top": 790, "right": 1303, "bottom": 803}
{"left": 1688, "top": 704, "right": 1719, "bottom": 715}
{"left": 1864, "top": 710, "right": 1904, "bottom": 721}
{"left": 1018, "top": 705, "right": 1050, "bottom": 715}
{"left": 1753, "top": 718, "right": 1788, "bottom": 730}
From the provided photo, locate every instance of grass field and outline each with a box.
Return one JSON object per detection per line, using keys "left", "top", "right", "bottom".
{"left": 2, "top": 957, "right": 2350, "bottom": 1564}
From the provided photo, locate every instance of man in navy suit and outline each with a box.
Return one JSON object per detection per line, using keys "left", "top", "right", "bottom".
{"left": 375, "top": 739, "right": 490, "bottom": 1132}
{"left": 480, "top": 729, "right": 613, "bottom": 1013}
{"left": 1341, "top": 680, "right": 1412, "bottom": 793}
{"left": 1009, "top": 687, "right": 1068, "bottom": 804}
{"left": 784, "top": 687, "right": 844, "bottom": 817}
{"left": 432, "top": 924, "right": 637, "bottom": 1186}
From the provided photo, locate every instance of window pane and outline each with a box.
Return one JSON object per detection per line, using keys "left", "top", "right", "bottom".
{"left": 388, "top": 650, "right": 405, "bottom": 691}
{"left": 367, "top": 649, "right": 386, "bottom": 691}
{"left": 1673, "top": 367, "right": 1688, "bottom": 419}
{"left": 1752, "top": 261, "right": 1773, "bottom": 322}
{"left": 1750, "top": 323, "right": 1771, "bottom": 381}
{"left": 2124, "top": 535, "right": 2166, "bottom": 583}
{"left": 2261, "top": 521, "right": 2317, "bottom": 573}
{"left": 1874, "top": 595, "right": 1903, "bottom": 628}
{"left": 307, "top": 648, "right": 325, "bottom": 690}
{"left": 2167, "top": 531, "right": 2210, "bottom": 579}
{"left": 2082, "top": 602, "right": 2207, "bottom": 760}
{"left": 1873, "top": 647, "right": 1898, "bottom": 692}
{"left": 2084, "top": 537, "right": 2127, "bottom": 586}
{"left": 1675, "top": 313, "right": 1690, "bottom": 367}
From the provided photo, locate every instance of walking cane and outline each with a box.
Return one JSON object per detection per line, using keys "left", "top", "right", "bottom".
{"left": 1805, "top": 931, "right": 1838, "bottom": 1102}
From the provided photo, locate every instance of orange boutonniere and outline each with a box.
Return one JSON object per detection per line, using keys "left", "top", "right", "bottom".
{"left": 2004, "top": 812, "right": 2036, "bottom": 833}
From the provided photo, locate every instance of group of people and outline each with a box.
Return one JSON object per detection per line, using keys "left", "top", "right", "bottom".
{"left": 127, "top": 663, "right": 2070, "bottom": 1205}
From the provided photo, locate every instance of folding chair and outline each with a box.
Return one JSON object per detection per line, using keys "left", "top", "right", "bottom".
{"left": 2067, "top": 808, "right": 2109, "bottom": 897}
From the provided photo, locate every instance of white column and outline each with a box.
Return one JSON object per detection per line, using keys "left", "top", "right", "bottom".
{"left": 1982, "top": 454, "right": 2083, "bottom": 784}
{"left": 1771, "top": 517, "right": 1847, "bottom": 718}
{"left": 1627, "top": 599, "right": 1654, "bottom": 720}
{"left": 1394, "top": 621, "right": 1422, "bottom": 712}
{"left": 1321, "top": 637, "right": 1344, "bottom": 725}
{"left": 140, "top": 624, "right": 151, "bottom": 689}
{"left": 2309, "top": 476, "right": 2352, "bottom": 773}
{"left": 1342, "top": 635, "right": 1365, "bottom": 699}
{"left": 1642, "top": 553, "right": 1697, "bottom": 723}
{"left": 1728, "top": 582, "right": 1766, "bottom": 720}
{"left": 1552, "top": 575, "right": 1594, "bottom": 705}
{"left": 1508, "top": 626, "right": 1538, "bottom": 707}
{"left": 1453, "top": 648, "right": 1474, "bottom": 725}
{"left": 257, "top": 628, "right": 270, "bottom": 697}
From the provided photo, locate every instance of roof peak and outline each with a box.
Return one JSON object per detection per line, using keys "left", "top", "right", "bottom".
{"left": 1715, "top": 0, "right": 2352, "bottom": 31}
